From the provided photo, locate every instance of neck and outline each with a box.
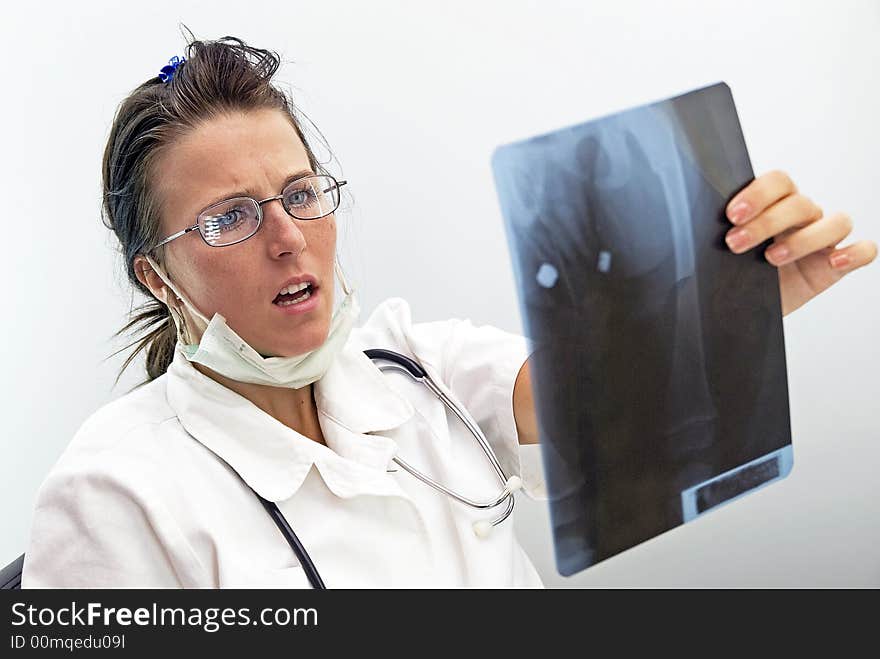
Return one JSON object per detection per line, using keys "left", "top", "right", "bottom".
{"left": 192, "top": 363, "right": 326, "bottom": 446}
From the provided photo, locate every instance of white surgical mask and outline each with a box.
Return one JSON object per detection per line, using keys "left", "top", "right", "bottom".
{"left": 144, "top": 254, "right": 360, "bottom": 388}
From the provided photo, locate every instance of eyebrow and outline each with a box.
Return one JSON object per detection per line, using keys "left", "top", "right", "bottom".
{"left": 197, "top": 168, "right": 316, "bottom": 214}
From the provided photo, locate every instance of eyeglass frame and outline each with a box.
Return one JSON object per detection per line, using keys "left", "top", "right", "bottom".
{"left": 149, "top": 173, "right": 348, "bottom": 252}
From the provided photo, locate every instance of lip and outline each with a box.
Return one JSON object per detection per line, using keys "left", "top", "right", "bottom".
{"left": 272, "top": 283, "right": 320, "bottom": 315}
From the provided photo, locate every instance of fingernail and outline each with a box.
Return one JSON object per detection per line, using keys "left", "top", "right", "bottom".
{"left": 728, "top": 201, "right": 750, "bottom": 224}
{"left": 765, "top": 244, "right": 790, "bottom": 264}
{"left": 830, "top": 252, "right": 851, "bottom": 269}
{"left": 725, "top": 227, "right": 751, "bottom": 252}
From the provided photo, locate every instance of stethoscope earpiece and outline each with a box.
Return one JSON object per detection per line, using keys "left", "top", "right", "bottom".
{"left": 473, "top": 520, "right": 493, "bottom": 539}
{"left": 504, "top": 475, "right": 523, "bottom": 494}
{"left": 471, "top": 475, "right": 524, "bottom": 538}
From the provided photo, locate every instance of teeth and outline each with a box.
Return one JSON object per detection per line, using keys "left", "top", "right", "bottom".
{"left": 276, "top": 289, "right": 311, "bottom": 306}
{"left": 278, "top": 281, "right": 310, "bottom": 296}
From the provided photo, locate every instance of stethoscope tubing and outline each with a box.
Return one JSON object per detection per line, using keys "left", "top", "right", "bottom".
{"left": 367, "top": 349, "right": 518, "bottom": 513}
{"left": 253, "top": 491, "right": 326, "bottom": 589}
{"left": 249, "top": 348, "right": 521, "bottom": 589}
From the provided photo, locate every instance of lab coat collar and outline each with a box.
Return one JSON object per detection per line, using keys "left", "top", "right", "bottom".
{"left": 165, "top": 336, "right": 416, "bottom": 502}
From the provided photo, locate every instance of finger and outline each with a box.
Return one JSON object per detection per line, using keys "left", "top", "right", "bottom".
{"left": 725, "top": 193, "right": 822, "bottom": 255}
{"left": 827, "top": 238, "right": 879, "bottom": 272}
{"left": 762, "top": 211, "right": 853, "bottom": 266}
{"left": 726, "top": 169, "right": 798, "bottom": 225}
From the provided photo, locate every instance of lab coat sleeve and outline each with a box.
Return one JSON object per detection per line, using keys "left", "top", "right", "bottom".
{"left": 407, "top": 313, "right": 548, "bottom": 501}
{"left": 22, "top": 462, "right": 204, "bottom": 588}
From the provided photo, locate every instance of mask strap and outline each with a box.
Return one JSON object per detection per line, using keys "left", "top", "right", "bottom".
{"left": 334, "top": 255, "right": 353, "bottom": 296}
{"left": 143, "top": 255, "right": 211, "bottom": 342}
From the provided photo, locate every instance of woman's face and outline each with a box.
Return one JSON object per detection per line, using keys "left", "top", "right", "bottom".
{"left": 148, "top": 108, "right": 337, "bottom": 357}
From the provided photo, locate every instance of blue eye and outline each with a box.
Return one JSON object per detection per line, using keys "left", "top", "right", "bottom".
{"left": 208, "top": 204, "right": 254, "bottom": 233}
{"left": 215, "top": 210, "right": 244, "bottom": 230}
{"left": 285, "top": 187, "right": 317, "bottom": 208}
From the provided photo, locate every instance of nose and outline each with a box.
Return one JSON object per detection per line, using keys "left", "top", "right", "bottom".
{"left": 261, "top": 198, "right": 307, "bottom": 259}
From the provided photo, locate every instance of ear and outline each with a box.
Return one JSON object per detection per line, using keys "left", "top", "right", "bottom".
{"left": 133, "top": 254, "right": 172, "bottom": 306}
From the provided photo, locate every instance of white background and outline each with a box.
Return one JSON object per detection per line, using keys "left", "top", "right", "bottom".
{"left": 2, "top": 0, "right": 878, "bottom": 586}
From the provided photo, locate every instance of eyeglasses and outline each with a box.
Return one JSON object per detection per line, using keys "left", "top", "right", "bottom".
{"left": 151, "top": 174, "right": 347, "bottom": 250}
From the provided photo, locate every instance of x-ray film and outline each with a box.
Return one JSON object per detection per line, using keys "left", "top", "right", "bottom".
{"left": 490, "top": 82, "right": 793, "bottom": 576}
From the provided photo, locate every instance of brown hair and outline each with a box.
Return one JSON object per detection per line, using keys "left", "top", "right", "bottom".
{"left": 103, "top": 27, "right": 331, "bottom": 387}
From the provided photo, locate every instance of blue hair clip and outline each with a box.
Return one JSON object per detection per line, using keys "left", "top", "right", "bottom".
{"left": 158, "top": 55, "right": 185, "bottom": 83}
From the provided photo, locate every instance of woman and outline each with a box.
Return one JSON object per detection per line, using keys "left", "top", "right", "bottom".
{"left": 21, "top": 34, "right": 876, "bottom": 588}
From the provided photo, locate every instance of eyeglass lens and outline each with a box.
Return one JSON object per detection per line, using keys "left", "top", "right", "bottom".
{"left": 198, "top": 175, "right": 341, "bottom": 247}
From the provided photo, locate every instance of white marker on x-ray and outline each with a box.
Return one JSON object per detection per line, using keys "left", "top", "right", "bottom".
{"left": 536, "top": 263, "right": 558, "bottom": 288}
{"left": 597, "top": 250, "right": 612, "bottom": 273}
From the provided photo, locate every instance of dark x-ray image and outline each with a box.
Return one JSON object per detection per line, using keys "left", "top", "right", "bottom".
{"left": 491, "top": 82, "right": 793, "bottom": 576}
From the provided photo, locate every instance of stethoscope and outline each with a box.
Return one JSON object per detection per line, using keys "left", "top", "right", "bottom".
{"left": 244, "top": 348, "right": 524, "bottom": 589}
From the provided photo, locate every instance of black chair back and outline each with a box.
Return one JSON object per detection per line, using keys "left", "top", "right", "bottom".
{"left": 1, "top": 553, "right": 24, "bottom": 589}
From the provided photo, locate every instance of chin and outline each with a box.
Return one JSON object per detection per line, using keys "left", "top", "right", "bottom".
{"left": 275, "top": 322, "right": 331, "bottom": 357}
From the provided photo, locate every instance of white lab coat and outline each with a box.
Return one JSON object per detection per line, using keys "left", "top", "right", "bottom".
{"left": 22, "top": 297, "right": 548, "bottom": 588}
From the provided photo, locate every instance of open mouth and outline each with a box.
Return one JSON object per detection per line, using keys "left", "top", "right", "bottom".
{"left": 273, "top": 282, "right": 317, "bottom": 307}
